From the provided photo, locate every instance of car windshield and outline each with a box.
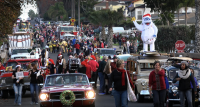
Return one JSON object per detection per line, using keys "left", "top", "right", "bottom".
{"left": 139, "top": 63, "right": 154, "bottom": 72}
{"left": 7, "top": 61, "right": 39, "bottom": 70}
{"left": 12, "top": 49, "right": 31, "bottom": 55}
{"left": 100, "top": 50, "right": 115, "bottom": 54}
{"left": 61, "top": 27, "right": 74, "bottom": 32}
{"left": 45, "top": 75, "right": 89, "bottom": 87}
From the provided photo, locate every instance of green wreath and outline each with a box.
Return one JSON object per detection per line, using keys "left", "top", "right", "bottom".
{"left": 60, "top": 90, "right": 76, "bottom": 106}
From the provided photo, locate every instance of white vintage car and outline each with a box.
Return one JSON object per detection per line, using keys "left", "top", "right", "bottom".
{"left": 10, "top": 48, "right": 41, "bottom": 59}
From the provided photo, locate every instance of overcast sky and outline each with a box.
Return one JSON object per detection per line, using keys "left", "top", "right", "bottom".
{"left": 19, "top": 2, "right": 38, "bottom": 20}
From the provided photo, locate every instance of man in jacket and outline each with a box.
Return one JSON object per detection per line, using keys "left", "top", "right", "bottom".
{"left": 84, "top": 46, "right": 90, "bottom": 56}
{"left": 129, "top": 43, "right": 134, "bottom": 54}
{"left": 88, "top": 55, "right": 99, "bottom": 89}
{"left": 97, "top": 56, "right": 108, "bottom": 95}
{"left": 74, "top": 42, "right": 80, "bottom": 55}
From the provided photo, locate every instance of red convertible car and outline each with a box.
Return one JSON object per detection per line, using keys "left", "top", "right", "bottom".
{"left": 39, "top": 73, "right": 96, "bottom": 107}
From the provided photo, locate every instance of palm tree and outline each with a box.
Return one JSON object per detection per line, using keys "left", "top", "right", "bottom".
{"left": 88, "top": 11, "right": 107, "bottom": 40}
{"left": 195, "top": 0, "right": 200, "bottom": 53}
{"left": 180, "top": 0, "right": 195, "bottom": 26}
{"left": 100, "top": 8, "right": 124, "bottom": 48}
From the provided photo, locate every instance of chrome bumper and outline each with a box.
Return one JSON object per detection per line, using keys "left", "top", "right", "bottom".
{"left": 140, "top": 90, "right": 150, "bottom": 95}
{"left": 0, "top": 85, "right": 13, "bottom": 90}
{"left": 40, "top": 98, "right": 95, "bottom": 103}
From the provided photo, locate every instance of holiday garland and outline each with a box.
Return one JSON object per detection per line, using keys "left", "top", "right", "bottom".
{"left": 60, "top": 90, "right": 76, "bottom": 106}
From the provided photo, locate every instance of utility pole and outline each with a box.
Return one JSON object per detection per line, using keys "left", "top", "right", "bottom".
{"left": 78, "top": 0, "right": 80, "bottom": 31}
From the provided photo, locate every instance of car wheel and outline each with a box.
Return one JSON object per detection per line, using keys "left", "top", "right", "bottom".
{"left": 136, "top": 93, "right": 144, "bottom": 102}
{"left": 22, "top": 89, "right": 26, "bottom": 96}
{"left": 2, "top": 90, "right": 8, "bottom": 99}
{"left": 9, "top": 90, "right": 15, "bottom": 96}
{"left": 167, "top": 101, "right": 173, "bottom": 107}
{"left": 88, "top": 101, "right": 95, "bottom": 107}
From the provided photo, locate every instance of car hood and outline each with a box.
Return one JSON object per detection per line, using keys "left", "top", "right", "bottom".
{"left": 41, "top": 85, "right": 92, "bottom": 93}
{"left": 12, "top": 53, "right": 30, "bottom": 56}
{"left": 100, "top": 54, "right": 115, "bottom": 58}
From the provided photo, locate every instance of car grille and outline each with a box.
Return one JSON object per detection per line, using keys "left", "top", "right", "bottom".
{"left": 50, "top": 91, "right": 85, "bottom": 100}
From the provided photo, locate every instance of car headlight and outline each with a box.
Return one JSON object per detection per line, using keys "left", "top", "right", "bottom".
{"left": 172, "top": 86, "right": 178, "bottom": 93}
{"left": 39, "top": 93, "right": 49, "bottom": 101}
{"left": 85, "top": 91, "right": 95, "bottom": 99}
{"left": 141, "top": 81, "right": 147, "bottom": 86}
{"left": 1, "top": 79, "right": 6, "bottom": 84}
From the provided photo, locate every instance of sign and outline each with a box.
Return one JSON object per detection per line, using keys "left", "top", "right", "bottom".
{"left": 175, "top": 40, "right": 185, "bottom": 53}
{"left": 71, "top": 23, "right": 74, "bottom": 26}
{"left": 16, "top": 72, "right": 24, "bottom": 78}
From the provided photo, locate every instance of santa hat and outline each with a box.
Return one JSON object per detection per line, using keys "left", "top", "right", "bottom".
{"left": 16, "top": 64, "right": 21, "bottom": 68}
{"left": 58, "top": 54, "right": 62, "bottom": 56}
{"left": 81, "top": 60, "right": 88, "bottom": 66}
{"left": 58, "top": 54, "right": 62, "bottom": 58}
{"left": 91, "top": 55, "right": 96, "bottom": 60}
{"left": 48, "top": 59, "right": 55, "bottom": 65}
{"left": 143, "top": 14, "right": 151, "bottom": 18}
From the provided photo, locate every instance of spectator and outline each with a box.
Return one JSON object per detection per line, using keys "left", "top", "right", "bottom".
{"left": 109, "top": 59, "right": 134, "bottom": 107}
{"left": 48, "top": 59, "right": 56, "bottom": 74}
{"left": 111, "top": 56, "right": 117, "bottom": 72}
{"left": 72, "top": 37, "right": 76, "bottom": 47}
{"left": 129, "top": 43, "right": 134, "bottom": 54}
{"left": 190, "top": 68, "right": 198, "bottom": 107}
{"left": 57, "top": 55, "right": 66, "bottom": 74}
{"left": 118, "top": 36, "right": 122, "bottom": 49}
{"left": 121, "top": 36, "right": 126, "bottom": 45}
{"left": 97, "top": 56, "right": 108, "bottom": 95}
{"left": 122, "top": 43, "right": 127, "bottom": 54}
{"left": 88, "top": 55, "right": 99, "bottom": 89}
{"left": 74, "top": 42, "right": 80, "bottom": 55}
{"left": 173, "top": 61, "right": 197, "bottom": 107}
{"left": 149, "top": 61, "right": 166, "bottom": 107}
{"left": 126, "top": 40, "right": 130, "bottom": 53}
{"left": 84, "top": 46, "right": 90, "bottom": 56}
{"left": 81, "top": 59, "right": 92, "bottom": 81}
{"left": 101, "top": 41, "right": 104, "bottom": 48}
{"left": 12, "top": 65, "right": 24, "bottom": 106}
{"left": 28, "top": 63, "right": 39, "bottom": 105}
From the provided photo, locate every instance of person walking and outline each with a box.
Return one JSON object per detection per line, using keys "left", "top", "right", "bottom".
{"left": 126, "top": 40, "right": 130, "bottom": 54}
{"left": 57, "top": 55, "right": 66, "bottom": 74}
{"left": 109, "top": 59, "right": 134, "bottom": 107}
{"left": 88, "top": 55, "right": 99, "bottom": 89}
{"left": 48, "top": 59, "right": 56, "bottom": 74}
{"left": 74, "top": 42, "right": 80, "bottom": 55}
{"left": 149, "top": 61, "right": 166, "bottom": 107}
{"left": 97, "top": 56, "right": 108, "bottom": 95}
{"left": 129, "top": 43, "right": 134, "bottom": 54}
{"left": 173, "top": 61, "right": 197, "bottom": 107}
{"left": 28, "top": 63, "right": 39, "bottom": 105}
{"left": 12, "top": 65, "right": 24, "bottom": 106}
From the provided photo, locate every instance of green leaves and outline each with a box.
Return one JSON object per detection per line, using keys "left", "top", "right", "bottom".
{"left": 28, "top": 9, "right": 36, "bottom": 19}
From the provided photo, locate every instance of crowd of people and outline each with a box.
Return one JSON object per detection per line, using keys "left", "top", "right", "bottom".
{"left": 0, "top": 23, "right": 198, "bottom": 107}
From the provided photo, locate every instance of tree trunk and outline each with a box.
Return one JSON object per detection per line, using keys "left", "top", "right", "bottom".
{"left": 101, "top": 27, "right": 106, "bottom": 40}
{"left": 195, "top": 0, "right": 200, "bottom": 53}
{"left": 107, "top": 25, "right": 113, "bottom": 48}
{"left": 178, "top": 8, "right": 180, "bottom": 26}
{"left": 185, "top": 7, "right": 188, "bottom": 26}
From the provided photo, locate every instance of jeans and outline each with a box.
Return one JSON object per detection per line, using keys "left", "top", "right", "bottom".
{"left": 123, "top": 51, "right": 126, "bottom": 54}
{"left": 98, "top": 72, "right": 105, "bottom": 93}
{"left": 13, "top": 84, "right": 23, "bottom": 105}
{"left": 119, "top": 42, "right": 121, "bottom": 48}
{"left": 127, "top": 47, "right": 130, "bottom": 53}
{"left": 112, "top": 90, "right": 128, "bottom": 107}
{"left": 30, "top": 83, "right": 39, "bottom": 103}
{"left": 76, "top": 49, "right": 80, "bottom": 55}
{"left": 179, "top": 89, "right": 193, "bottom": 107}
{"left": 152, "top": 89, "right": 166, "bottom": 107}
{"left": 92, "top": 72, "right": 98, "bottom": 88}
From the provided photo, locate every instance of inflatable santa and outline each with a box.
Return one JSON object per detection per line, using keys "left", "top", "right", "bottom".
{"left": 132, "top": 13, "right": 158, "bottom": 52}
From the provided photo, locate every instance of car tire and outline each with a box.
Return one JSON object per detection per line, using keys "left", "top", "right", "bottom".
{"left": 167, "top": 101, "right": 173, "bottom": 107}
{"left": 2, "top": 90, "right": 8, "bottom": 99}
{"left": 136, "top": 93, "right": 144, "bottom": 102}
{"left": 88, "top": 101, "right": 95, "bottom": 107}
{"left": 9, "top": 90, "right": 15, "bottom": 96}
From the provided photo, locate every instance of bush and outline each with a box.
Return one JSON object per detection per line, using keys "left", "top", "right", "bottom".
{"left": 155, "top": 26, "right": 194, "bottom": 52}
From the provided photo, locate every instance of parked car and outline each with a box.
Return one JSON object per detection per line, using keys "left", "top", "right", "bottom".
{"left": 165, "top": 57, "right": 200, "bottom": 107}
{"left": 39, "top": 73, "right": 95, "bottom": 107}
{"left": 96, "top": 48, "right": 116, "bottom": 60}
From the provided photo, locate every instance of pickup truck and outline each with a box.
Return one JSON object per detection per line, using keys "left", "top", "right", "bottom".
{"left": 0, "top": 58, "right": 41, "bottom": 98}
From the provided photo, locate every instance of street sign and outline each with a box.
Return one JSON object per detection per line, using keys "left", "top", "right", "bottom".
{"left": 70, "top": 18, "right": 76, "bottom": 23}
{"left": 175, "top": 40, "right": 185, "bottom": 53}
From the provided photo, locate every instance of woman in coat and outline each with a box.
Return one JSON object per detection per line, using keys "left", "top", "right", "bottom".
{"left": 12, "top": 65, "right": 24, "bottom": 106}
{"left": 109, "top": 59, "right": 134, "bottom": 107}
{"left": 149, "top": 61, "right": 166, "bottom": 107}
{"left": 173, "top": 61, "right": 197, "bottom": 107}
{"left": 28, "top": 63, "right": 39, "bottom": 105}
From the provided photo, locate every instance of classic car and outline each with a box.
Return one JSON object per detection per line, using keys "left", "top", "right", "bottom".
{"left": 126, "top": 52, "right": 169, "bottom": 102}
{"left": 39, "top": 73, "right": 96, "bottom": 107}
{"left": 0, "top": 58, "right": 41, "bottom": 98}
{"left": 96, "top": 48, "right": 116, "bottom": 59}
{"left": 165, "top": 57, "right": 200, "bottom": 107}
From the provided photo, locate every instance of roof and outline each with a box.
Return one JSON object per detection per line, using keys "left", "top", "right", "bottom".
{"left": 7, "top": 59, "right": 38, "bottom": 62}
{"left": 94, "top": 1, "right": 125, "bottom": 7}
{"left": 129, "top": 4, "right": 145, "bottom": 11}
{"left": 168, "top": 57, "right": 193, "bottom": 61}
{"left": 137, "top": 59, "right": 168, "bottom": 63}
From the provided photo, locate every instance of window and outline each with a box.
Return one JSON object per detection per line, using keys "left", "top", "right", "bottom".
{"left": 135, "top": 4, "right": 143, "bottom": 7}
{"left": 96, "top": 7, "right": 101, "bottom": 11}
{"left": 137, "top": 11, "right": 142, "bottom": 20}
